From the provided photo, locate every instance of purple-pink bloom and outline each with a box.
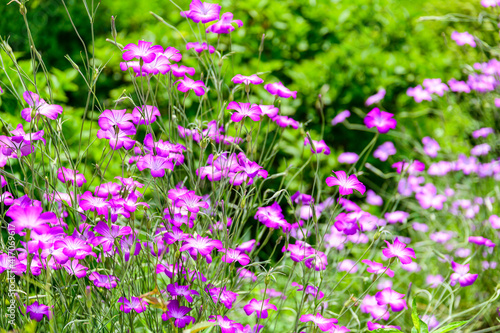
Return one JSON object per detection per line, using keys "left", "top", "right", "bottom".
{"left": 54, "top": 236, "right": 94, "bottom": 259}
{"left": 175, "top": 191, "right": 210, "bottom": 213}
{"left": 337, "top": 152, "right": 358, "bottom": 164}
{"left": 304, "top": 138, "right": 330, "bottom": 155}
{"left": 426, "top": 274, "right": 444, "bottom": 288}
{"left": 180, "top": 0, "right": 221, "bottom": 24}
{"left": 365, "top": 89, "right": 386, "bottom": 106}
{"left": 471, "top": 143, "right": 491, "bottom": 156}
{"left": 366, "top": 190, "right": 383, "bottom": 206}
{"left": 207, "top": 12, "right": 243, "bottom": 34}
{"left": 232, "top": 74, "right": 263, "bottom": 86}
{"left": 98, "top": 109, "right": 134, "bottom": 131}
{"left": 57, "top": 167, "right": 86, "bottom": 187}
{"left": 6, "top": 206, "right": 56, "bottom": 235}
{"left": 161, "top": 300, "right": 195, "bottom": 328}
{"left": 326, "top": 171, "right": 366, "bottom": 196}
{"left": 331, "top": 110, "right": 351, "bottom": 126}
{"left": 407, "top": 85, "right": 432, "bottom": 103}
{"left": 123, "top": 40, "right": 163, "bottom": 63}
{"left": 273, "top": 115, "right": 299, "bottom": 129}
{"left": 259, "top": 105, "right": 279, "bottom": 118}
{"left": 186, "top": 42, "right": 216, "bottom": 54}
{"left": 451, "top": 31, "right": 476, "bottom": 47}
{"left": 243, "top": 298, "right": 277, "bottom": 319}
{"left": 96, "top": 127, "right": 136, "bottom": 150}
{"left": 472, "top": 127, "right": 494, "bottom": 139}
{"left": 264, "top": 82, "right": 297, "bottom": 99}
{"left": 92, "top": 221, "right": 132, "bottom": 251}
{"left": 88, "top": 272, "right": 119, "bottom": 289}
{"left": 299, "top": 313, "right": 338, "bottom": 332}
{"left": 367, "top": 321, "right": 401, "bottom": 331}
{"left": 167, "top": 283, "right": 199, "bottom": 303}
{"left": 382, "top": 237, "right": 416, "bottom": 264}
{"left": 422, "top": 137, "right": 440, "bottom": 157}
{"left": 21, "top": 91, "right": 63, "bottom": 122}
{"left": 423, "top": 78, "right": 449, "bottom": 96}
{"left": 227, "top": 102, "right": 262, "bottom": 122}
{"left": 176, "top": 76, "right": 206, "bottom": 96}
{"left": 373, "top": 141, "right": 396, "bottom": 161}
{"left": 136, "top": 154, "right": 174, "bottom": 178}
{"left": 254, "top": 202, "right": 291, "bottom": 232}
{"left": 180, "top": 235, "right": 223, "bottom": 263}
{"left": 170, "top": 64, "right": 196, "bottom": 78}
{"left": 362, "top": 259, "right": 395, "bottom": 277}
{"left": 448, "top": 78, "right": 471, "bottom": 93}
{"left": 220, "top": 248, "right": 251, "bottom": 265}
{"left": 207, "top": 286, "right": 238, "bottom": 309}
{"left": 132, "top": 105, "right": 161, "bottom": 125}
{"left": 375, "top": 287, "right": 407, "bottom": 312}
{"left": 363, "top": 108, "right": 397, "bottom": 133}
{"left": 25, "top": 301, "right": 52, "bottom": 322}
{"left": 450, "top": 261, "right": 478, "bottom": 287}
{"left": 118, "top": 297, "right": 148, "bottom": 313}
{"left": 79, "top": 191, "right": 110, "bottom": 216}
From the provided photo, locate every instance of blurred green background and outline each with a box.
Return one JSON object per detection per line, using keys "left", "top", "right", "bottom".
{"left": 0, "top": 0, "right": 497, "bottom": 190}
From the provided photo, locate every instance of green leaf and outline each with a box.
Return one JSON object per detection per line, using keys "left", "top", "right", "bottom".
{"left": 183, "top": 321, "right": 216, "bottom": 333}
{"left": 372, "top": 329, "right": 403, "bottom": 333}
{"left": 432, "top": 321, "right": 469, "bottom": 333}
{"left": 419, "top": 319, "right": 429, "bottom": 333}
{"left": 412, "top": 328, "right": 418, "bottom": 333}
{"left": 412, "top": 297, "right": 421, "bottom": 332}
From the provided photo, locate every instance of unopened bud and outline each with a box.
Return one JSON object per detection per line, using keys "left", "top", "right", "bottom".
{"left": 264, "top": 275, "right": 271, "bottom": 286}
{"left": 19, "top": 4, "right": 27, "bottom": 15}
{"left": 245, "top": 84, "right": 250, "bottom": 94}
{"left": 373, "top": 231, "right": 381, "bottom": 240}
{"left": 111, "top": 16, "right": 117, "bottom": 40}
{"left": 258, "top": 34, "right": 266, "bottom": 53}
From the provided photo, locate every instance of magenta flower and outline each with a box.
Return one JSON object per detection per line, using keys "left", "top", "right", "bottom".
{"left": 175, "top": 191, "right": 210, "bottom": 213}
{"left": 304, "top": 138, "right": 330, "bottom": 155}
{"left": 407, "top": 85, "right": 432, "bottom": 103}
{"left": 209, "top": 315, "right": 239, "bottom": 333}
{"left": 448, "top": 78, "right": 471, "bottom": 93}
{"left": 366, "top": 190, "right": 383, "bottom": 206}
{"left": 392, "top": 160, "right": 425, "bottom": 175}
{"left": 92, "top": 221, "right": 132, "bottom": 251}
{"left": 451, "top": 31, "right": 476, "bottom": 47}
{"left": 243, "top": 298, "right": 277, "bottom": 319}
{"left": 363, "top": 108, "right": 397, "bottom": 133}
{"left": 469, "top": 235, "right": 495, "bottom": 247}
{"left": 167, "top": 283, "right": 200, "bottom": 303}
{"left": 137, "top": 154, "right": 174, "bottom": 178}
{"left": 25, "top": 301, "right": 52, "bottom": 322}
{"left": 472, "top": 127, "right": 494, "bottom": 139}
{"left": 422, "top": 136, "right": 440, "bottom": 157}
{"left": 415, "top": 183, "right": 447, "bottom": 210}
{"left": 180, "top": 235, "right": 223, "bottom": 263}
{"left": 426, "top": 274, "right": 444, "bottom": 288}
{"left": 450, "top": 261, "right": 478, "bottom": 287}
{"left": 259, "top": 105, "right": 279, "bottom": 118}
{"left": 227, "top": 102, "right": 262, "bottom": 122}
{"left": 490, "top": 215, "right": 500, "bottom": 229}
{"left": 361, "top": 295, "right": 390, "bottom": 320}
{"left": 365, "top": 89, "right": 386, "bottom": 106}
{"left": 375, "top": 287, "right": 407, "bottom": 312}
{"left": 373, "top": 141, "right": 396, "bottom": 161}
{"left": 299, "top": 313, "right": 338, "bottom": 332}
{"left": 123, "top": 40, "right": 163, "bottom": 63}
{"left": 331, "top": 110, "right": 351, "bottom": 126}
{"left": 98, "top": 109, "right": 134, "bottom": 131}
{"left": 79, "top": 191, "right": 109, "bottom": 216}
{"left": 220, "top": 248, "right": 251, "bottom": 265}
{"left": 337, "top": 152, "right": 358, "bottom": 164}
{"left": 264, "top": 82, "right": 297, "bottom": 99}
{"left": 162, "top": 47, "right": 182, "bottom": 62}
{"left": 95, "top": 182, "right": 122, "bottom": 198}
{"left": 367, "top": 321, "right": 401, "bottom": 331}
{"left": 180, "top": 0, "right": 221, "bottom": 23}
{"left": 362, "top": 259, "right": 395, "bottom": 277}
{"left": 89, "top": 272, "right": 119, "bottom": 289}
{"left": 326, "top": 171, "right": 366, "bottom": 196}
{"left": 232, "top": 74, "right": 263, "bottom": 86}
{"left": 207, "top": 285, "right": 239, "bottom": 309}
{"left": 254, "top": 202, "right": 291, "bottom": 232}
{"left": 471, "top": 143, "right": 491, "bottom": 156}
{"left": 273, "top": 115, "right": 299, "bottom": 129}
{"left": 423, "top": 78, "right": 449, "bottom": 96}
{"left": 170, "top": 64, "right": 196, "bottom": 78}
{"left": 118, "top": 297, "right": 148, "bottom": 313}
{"left": 207, "top": 12, "right": 243, "bottom": 34}
{"left": 161, "top": 300, "right": 195, "bottom": 328}
{"left": 57, "top": 167, "right": 86, "bottom": 187}
{"left": 132, "top": 105, "right": 161, "bottom": 125}
{"left": 96, "top": 127, "right": 136, "bottom": 150}
{"left": 176, "top": 76, "right": 206, "bottom": 96}
{"left": 9, "top": 123, "right": 46, "bottom": 146}
{"left": 6, "top": 206, "right": 56, "bottom": 235}
{"left": 21, "top": 91, "right": 63, "bottom": 122}
{"left": 54, "top": 236, "right": 94, "bottom": 259}
{"left": 382, "top": 237, "right": 416, "bottom": 265}
{"left": 186, "top": 42, "right": 216, "bottom": 54}
{"left": 140, "top": 55, "right": 171, "bottom": 75}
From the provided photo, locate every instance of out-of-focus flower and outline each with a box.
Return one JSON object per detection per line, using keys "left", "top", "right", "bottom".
{"left": 186, "top": 42, "right": 216, "bottom": 54}
{"left": 206, "top": 12, "right": 243, "bottom": 34}
{"left": 331, "top": 110, "right": 351, "bottom": 125}
{"left": 264, "top": 82, "right": 297, "bottom": 99}
{"left": 363, "top": 108, "right": 397, "bottom": 133}
{"left": 450, "top": 261, "right": 478, "bottom": 287}
{"left": 373, "top": 141, "right": 396, "bottom": 161}
{"left": 451, "top": 31, "right": 476, "bottom": 47}
{"left": 180, "top": 0, "right": 221, "bottom": 24}
{"left": 365, "top": 89, "right": 386, "bottom": 106}
{"left": 407, "top": 85, "right": 432, "bottom": 103}
{"left": 422, "top": 137, "right": 440, "bottom": 157}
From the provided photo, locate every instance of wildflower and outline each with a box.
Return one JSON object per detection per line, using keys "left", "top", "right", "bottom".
{"left": 426, "top": 274, "right": 444, "bottom": 288}
{"left": 367, "top": 321, "right": 401, "bottom": 331}
{"left": 264, "top": 82, "right": 297, "bottom": 99}
{"left": 61, "top": 259, "right": 88, "bottom": 278}
{"left": 373, "top": 141, "right": 396, "bottom": 161}
{"left": 375, "top": 287, "right": 407, "bottom": 312}
{"left": 468, "top": 236, "right": 495, "bottom": 247}
{"left": 227, "top": 102, "right": 262, "bottom": 122}
{"left": 25, "top": 302, "right": 52, "bottom": 322}
{"left": 361, "top": 295, "right": 390, "bottom": 320}
{"left": 132, "top": 105, "right": 161, "bottom": 125}
{"left": 366, "top": 190, "right": 383, "bottom": 206}
{"left": 98, "top": 109, "right": 134, "bottom": 131}
{"left": 243, "top": 298, "right": 277, "bottom": 319}
{"left": 232, "top": 74, "right": 263, "bottom": 86}
{"left": 207, "top": 286, "right": 238, "bottom": 309}
{"left": 180, "top": 235, "right": 223, "bottom": 263}
{"left": 89, "top": 272, "right": 120, "bottom": 289}
{"left": 422, "top": 137, "right": 440, "bottom": 157}
{"left": 175, "top": 191, "right": 210, "bottom": 213}
{"left": 363, "top": 108, "right": 397, "bottom": 133}
{"left": 450, "top": 261, "right": 478, "bottom": 287}
{"left": 6, "top": 206, "right": 56, "bottom": 235}
{"left": 118, "top": 297, "right": 148, "bottom": 313}
{"left": 161, "top": 300, "right": 195, "bottom": 328}
{"left": 162, "top": 47, "right": 182, "bottom": 62}
{"left": 337, "top": 152, "right": 358, "bottom": 164}
{"left": 137, "top": 154, "right": 174, "bottom": 178}
{"left": 273, "top": 115, "right": 299, "bottom": 129}
{"left": 220, "top": 248, "right": 251, "bottom": 265}
{"left": 21, "top": 91, "right": 63, "bottom": 122}
{"left": 96, "top": 127, "right": 136, "bottom": 150}
{"left": 415, "top": 183, "right": 447, "bottom": 210}
{"left": 331, "top": 110, "right": 351, "bottom": 126}
{"left": 254, "top": 202, "right": 291, "bottom": 232}
{"left": 392, "top": 160, "right": 425, "bottom": 175}
{"left": 490, "top": 215, "right": 500, "bottom": 229}
{"left": 167, "top": 283, "right": 199, "bottom": 303}
{"left": 365, "top": 89, "right": 386, "bottom": 106}
{"left": 123, "top": 40, "right": 163, "bottom": 63}
{"left": 338, "top": 259, "right": 359, "bottom": 273}
{"left": 209, "top": 315, "right": 239, "bottom": 333}
{"left": 54, "top": 236, "right": 94, "bottom": 259}
{"left": 186, "top": 42, "right": 216, "bottom": 54}
{"left": 362, "top": 259, "right": 395, "bottom": 277}
{"left": 180, "top": 0, "right": 221, "bottom": 23}
{"left": 383, "top": 237, "right": 416, "bottom": 264}
{"left": 304, "top": 138, "right": 330, "bottom": 155}
{"left": 207, "top": 12, "right": 243, "bottom": 34}
{"left": 421, "top": 315, "right": 440, "bottom": 330}
{"left": 176, "top": 76, "right": 206, "bottom": 96}
{"left": 471, "top": 143, "right": 491, "bottom": 156}
{"left": 325, "top": 171, "right": 366, "bottom": 196}
{"left": 299, "top": 313, "right": 338, "bottom": 332}
{"left": 451, "top": 31, "right": 476, "bottom": 47}
{"left": 92, "top": 221, "right": 132, "bottom": 251}
{"left": 472, "top": 127, "right": 494, "bottom": 139}
{"left": 407, "top": 85, "right": 432, "bottom": 103}
{"left": 57, "top": 167, "right": 87, "bottom": 187}
{"left": 423, "top": 78, "right": 449, "bottom": 96}
{"left": 448, "top": 78, "right": 471, "bottom": 93}
{"left": 79, "top": 191, "right": 110, "bottom": 216}
{"left": 170, "top": 64, "right": 196, "bottom": 77}
{"left": 259, "top": 105, "right": 279, "bottom": 118}
{"left": 481, "top": 0, "right": 498, "bottom": 7}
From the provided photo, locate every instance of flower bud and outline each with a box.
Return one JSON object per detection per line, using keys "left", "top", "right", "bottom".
{"left": 111, "top": 16, "right": 117, "bottom": 40}
{"left": 374, "top": 231, "right": 381, "bottom": 240}
{"left": 264, "top": 275, "right": 271, "bottom": 286}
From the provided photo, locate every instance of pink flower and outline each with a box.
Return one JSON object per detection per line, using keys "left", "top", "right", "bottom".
{"left": 331, "top": 110, "right": 351, "bottom": 126}
{"left": 123, "top": 40, "right": 163, "bottom": 63}
{"left": 407, "top": 85, "right": 432, "bottom": 103}
{"left": 206, "top": 12, "right": 243, "bottom": 34}
{"left": 89, "top": 272, "right": 119, "bottom": 289}
{"left": 209, "top": 315, "right": 239, "bottom": 333}
{"left": 57, "top": 167, "right": 86, "bottom": 187}
{"left": 220, "top": 248, "right": 251, "bottom": 265}
{"left": 170, "top": 64, "right": 196, "bottom": 78}
{"left": 392, "top": 160, "right": 425, "bottom": 175}
{"left": 25, "top": 301, "right": 52, "bottom": 322}
{"left": 365, "top": 89, "right": 386, "bottom": 106}
{"left": 299, "top": 313, "right": 338, "bottom": 332}
{"left": 180, "top": 235, "right": 223, "bottom": 263}
{"left": 422, "top": 137, "right": 440, "bottom": 157}
{"left": 451, "top": 31, "right": 476, "bottom": 47}
{"left": 207, "top": 286, "right": 238, "bottom": 309}
{"left": 361, "top": 295, "right": 390, "bottom": 320}
{"left": 176, "top": 76, "right": 206, "bottom": 96}
{"left": 162, "top": 47, "right": 182, "bottom": 62}
{"left": 232, "top": 74, "right": 263, "bottom": 86}
{"left": 382, "top": 237, "right": 416, "bottom": 265}
{"left": 423, "top": 78, "right": 449, "bottom": 96}
{"left": 482, "top": 0, "right": 498, "bottom": 7}
{"left": 363, "top": 108, "right": 397, "bottom": 133}
{"left": 180, "top": 0, "right": 221, "bottom": 24}
{"left": 254, "top": 202, "right": 290, "bottom": 232}
{"left": 161, "top": 300, "right": 195, "bottom": 328}
{"left": 373, "top": 141, "right": 396, "bottom": 161}
{"left": 450, "top": 261, "right": 478, "bottom": 287}
{"left": 175, "top": 191, "right": 210, "bottom": 213}
{"left": 96, "top": 127, "right": 136, "bottom": 150}
{"left": 366, "top": 190, "right": 383, "bottom": 206}
{"left": 273, "top": 115, "right": 299, "bottom": 129}
{"left": 448, "top": 79, "right": 471, "bottom": 93}
{"left": 92, "top": 221, "right": 132, "bottom": 251}
{"left": 98, "top": 109, "right": 134, "bottom": 131}
{"left": 337, "top": 152, "right": 358, "bottom": 164}
{"left": 259, "top": 105, "right": 279, "bottom": 118}
{"left": 304, "top": 138, "right": 330, "bottom": 155}
{"left": 132, "top": 105, "right": 161, "bottom": 125}
{"left": 54, "top": 236, "right": 94, "bottom": 259}
{"left": 21, "top": 91, "right": 63, "bottom": 122}
{"left": 426, "top": 274, "right": 444, "bottom": 288}
{"left": 118, "top": 297, "right": 148, "bottom": 313}
{"left": 471, "top": 143, "right": 491, "bottom": 156}
{"left": 79, "top": 191, "right": 110, "bottom": 216}
{"left": 186, "top": 42, "right": 216, "bottom": 54}
{"left": 375, "top": 287, "right": 407, "bottom": 312}
{"left": 264, "top": 82, "right": 297, "bottom": 99}
{"left": 243, "top": 298, "right": 277, "bottom": 319}
{"left": 326, "top": 171, "right": 366, "bottom": 196}
{"left": 136, "top": 154, "right": 174, "bottom": 178}
{"left": 227, "top": 102, "right": 262, "bottom": 122}
{"left": 167, "top": 283, "right": 200, "bottom": 303}
{"left": 6, "top": 206, "right": 56, "bottom": 235}
{"left": 362, "top": 259, "right": 395, "bottom": 277}
{"left": 338, "top": 259, "right": 359, "bottom": 273}
{"left": 367, "top": 321, "right": 401, "bottom": 331}
{"left": 472, "top": 127, "right": 494, "bottom": 139}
